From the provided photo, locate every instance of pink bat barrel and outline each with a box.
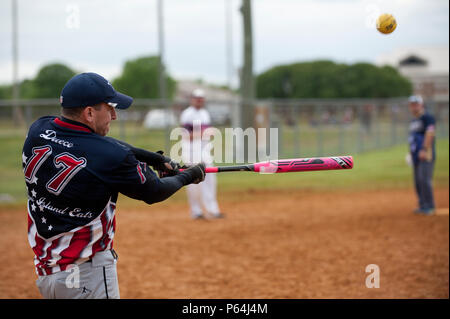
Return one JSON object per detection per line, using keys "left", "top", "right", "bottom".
{"left": 252, "top": 156, "right": 353, "bottom": 173}
{"left": 186, "top": 156, "right": 354, "bottom": 174}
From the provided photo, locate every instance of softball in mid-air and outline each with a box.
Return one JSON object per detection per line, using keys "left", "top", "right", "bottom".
{"left": 376, "top": 13, "right": 397, "bottom": 34}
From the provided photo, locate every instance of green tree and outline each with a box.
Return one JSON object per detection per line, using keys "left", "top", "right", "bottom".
{"left": 256, "top": 60, "right": 412, "bottom": 98}
{"left": 32, "top": 63, "right": 76, "bottom": 98}
{"left": 0, "top": 64, "right": 75, "bottom": 100}
{"left": 0, "top": 79, "right": 50, "bottom": 100}
{"left": 19, "top": 79, "right": 36, "bottom": 99}
{"left": 0, "top": 85, "right": 12, "bottom": 99}
{"left": 112, "top": 56, "right": 176, "bottom": 99}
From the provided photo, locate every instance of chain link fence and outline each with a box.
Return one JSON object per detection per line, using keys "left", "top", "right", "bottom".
{"left": 0, "top": 97, "right": 448, "bottom": 160}
{"left": 259, "top": 97, "right": 449, "bottom": 157}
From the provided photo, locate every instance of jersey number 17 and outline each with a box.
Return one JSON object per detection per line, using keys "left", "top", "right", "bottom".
{"left": 24, "top": 145, "right": 87, "bottom": 195}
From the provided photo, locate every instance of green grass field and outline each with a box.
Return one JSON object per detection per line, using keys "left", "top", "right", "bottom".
{"left": 0, "top": 122, "right": 448, "bottom": 206}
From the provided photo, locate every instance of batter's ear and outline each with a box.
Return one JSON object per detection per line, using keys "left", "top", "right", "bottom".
{"left": 82, "top": 106, "right": 96, "bottom": 124}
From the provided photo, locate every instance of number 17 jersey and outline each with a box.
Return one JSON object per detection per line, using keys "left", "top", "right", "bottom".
{"left": 22, "top": 116, "right": 146, "bottom": 275}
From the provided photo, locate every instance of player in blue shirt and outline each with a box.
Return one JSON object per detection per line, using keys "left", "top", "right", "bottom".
{"left": 408, "top": 95, "right": 436, "bottom": 215}
{"left": 23, "top": 72, "right": 206, "bottom": 298}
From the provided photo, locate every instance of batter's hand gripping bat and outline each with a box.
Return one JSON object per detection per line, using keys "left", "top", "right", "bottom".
{"left": 181, "top": 156, "right": 353, "bottom": 174}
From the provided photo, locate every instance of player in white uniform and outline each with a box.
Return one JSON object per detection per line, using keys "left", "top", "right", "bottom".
{"left": 180, "top": 89, "right": 224, "bottom": 220}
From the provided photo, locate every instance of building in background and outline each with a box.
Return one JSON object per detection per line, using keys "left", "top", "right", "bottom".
{"left": 376, "top": 46, "right": 449, "bottom": 102}
{"left": 142, "top": 80, "right": 238, "bottom": 129}
{"left": 175, "top": 80, "right": 238, "bottom": 125}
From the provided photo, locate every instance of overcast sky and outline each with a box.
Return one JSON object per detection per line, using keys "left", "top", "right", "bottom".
{"left": 0, "top": 0, "right": 448, "bottom": 87}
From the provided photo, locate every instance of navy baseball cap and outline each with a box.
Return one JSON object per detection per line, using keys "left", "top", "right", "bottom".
{"left": 60, "top": 72, "right": 133, "bottom": 109}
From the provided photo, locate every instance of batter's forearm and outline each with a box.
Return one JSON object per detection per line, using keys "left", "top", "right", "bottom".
{"left": 140, "top": 172, "right": 195, "bottom": 205}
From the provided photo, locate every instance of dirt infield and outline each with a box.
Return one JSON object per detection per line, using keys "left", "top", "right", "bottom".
{"left": 0, "top": 187, "right": 448, "bottom": 299}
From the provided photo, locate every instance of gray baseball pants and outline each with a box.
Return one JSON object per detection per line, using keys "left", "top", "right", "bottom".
{"left": 413, "top": 160, "right": 435, "bottom": 210}
{"left": 36, "top": 249, "right": 120, "bottom": 299}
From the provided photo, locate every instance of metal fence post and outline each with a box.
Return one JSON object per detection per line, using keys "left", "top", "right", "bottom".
{"left": 391, "top": 104, "right": 397, "bottom": 147}
{"left": 338, "top": 104, "right": 344, "bottom": 155}
{"left": 164, "top": 100, "right": 171, "bottom": 152}
{"left": 25, "top": 105, "right": 32, "bottom": 129}
{"left": 374, "top": 103, "right": 380, "bottom": 149}
{"left": 317, "top": 104, "right": 323, "bottom": 156}
{"left": 357, "top": 104, "right": 364, "bottom": 153}
{"left": 269, "top": 101, "right": 283, "bottom": 158}
{"left": 293, "top": 103, "right": 300, "bottom": 157}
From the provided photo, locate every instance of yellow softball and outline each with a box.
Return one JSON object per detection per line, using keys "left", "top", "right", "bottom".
{"left": 376, "top": 13, "right": 397, "bottom": 34}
